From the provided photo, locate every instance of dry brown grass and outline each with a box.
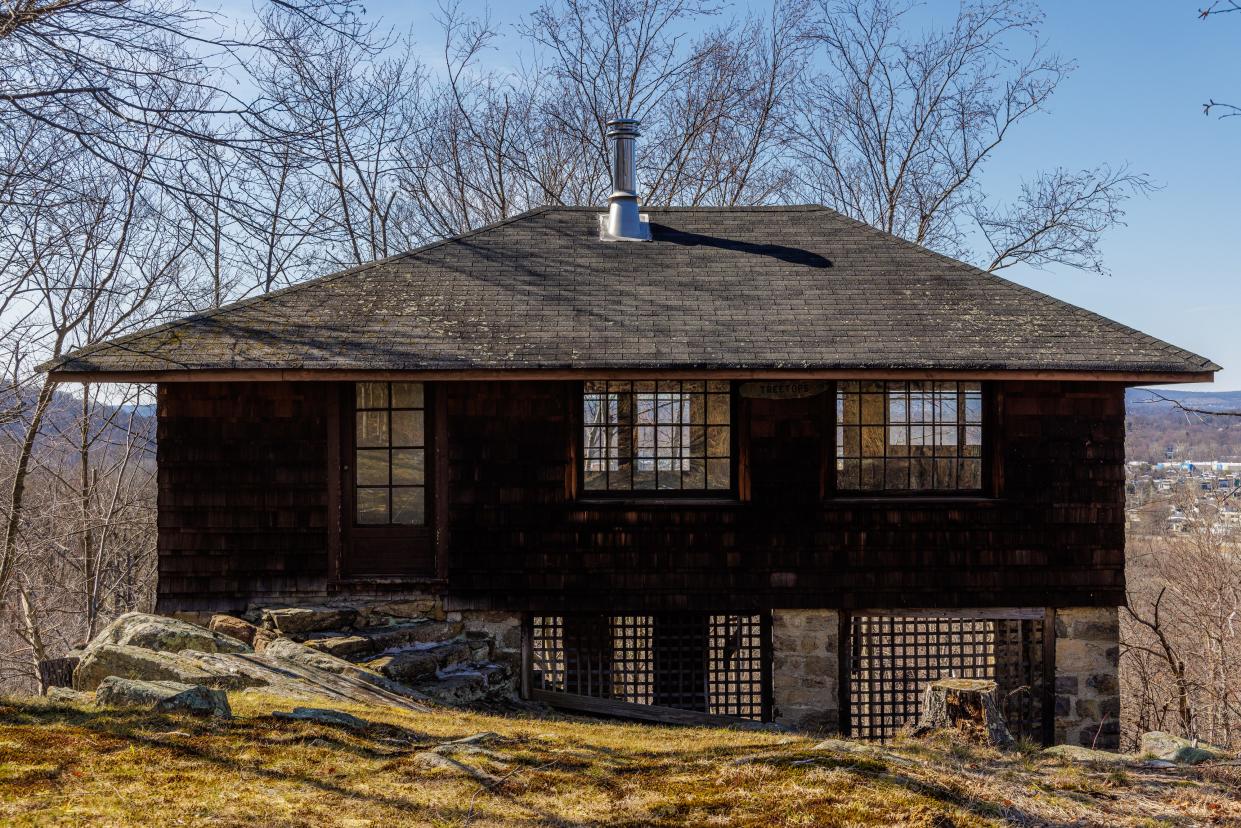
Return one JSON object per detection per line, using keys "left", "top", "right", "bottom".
{"left": 0, "top": 693, "right": 1237, "bottom": 827}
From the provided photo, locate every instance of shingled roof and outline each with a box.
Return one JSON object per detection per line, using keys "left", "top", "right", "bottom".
{"left": 43, "top": 206, "right": 1217, "bottom": 379}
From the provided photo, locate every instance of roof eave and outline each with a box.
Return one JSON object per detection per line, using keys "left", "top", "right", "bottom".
{"left": 43, "top": 366, "right": 1218, "bottom": 385}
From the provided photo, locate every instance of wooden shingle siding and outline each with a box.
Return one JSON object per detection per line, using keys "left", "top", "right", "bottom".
{"left": 154, "top": 378, "right": 1125, "bottom": 614}
{"left": 156, "top": 382, "right": 332, "bottom": 612}
{"left": 444, "top": 379, "right": 1125, "bottom": 612}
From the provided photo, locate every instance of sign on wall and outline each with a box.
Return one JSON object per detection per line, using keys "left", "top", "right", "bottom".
{"left": 737, "top": 381, "right": 830, "bottom": 400}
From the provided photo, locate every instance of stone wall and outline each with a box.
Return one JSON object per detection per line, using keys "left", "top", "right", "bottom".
{"left": 449, "top": 610, "right": 524, "bottom": 674}
{"left": 771, "top": 609, "right": 839, "bottom": 732}
{"left": 1055, "top": 607, "right": 1120, "bottom": 749}
{"left": 235, "top": 592, "right": 446, "bottom": 626}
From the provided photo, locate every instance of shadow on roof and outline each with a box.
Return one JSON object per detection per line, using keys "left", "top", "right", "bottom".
{"left": 650, "top": 225, "right": 832, "bottom": 268}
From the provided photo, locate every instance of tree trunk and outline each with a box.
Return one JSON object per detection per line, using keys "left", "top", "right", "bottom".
{"left": 0, "top": 376, "right": 55, "bottom": 602}
{"left": 19, "top": 587, "right": 48, "bottom": 694}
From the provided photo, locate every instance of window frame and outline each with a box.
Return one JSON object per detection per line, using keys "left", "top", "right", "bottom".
{"left": 827, "top": 380, "right": 996, "bottom": 498}
{"left": 574, "top": 379, "right": 741, "bottom": 501}
{"left": 351, "top": 380, "right": 430, "bottom": 527}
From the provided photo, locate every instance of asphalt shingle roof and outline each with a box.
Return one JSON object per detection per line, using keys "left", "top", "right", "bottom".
{"left": 43, "top": 206, "right": 1218, "bottom": 377}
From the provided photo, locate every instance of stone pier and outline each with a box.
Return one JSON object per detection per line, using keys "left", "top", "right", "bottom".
{"left": 771, "top": 609, "right": 840, "bottom": 732}
{"left": 1054, "top": 607, "right": 1120, "bottom": 749}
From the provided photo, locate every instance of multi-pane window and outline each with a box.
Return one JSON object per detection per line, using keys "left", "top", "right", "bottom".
{"left": 583, "top": 380, "right": 731, "bottom": 492}
{"left": 354, "top": 382, "right": 426, "bottom": 524}
{"left": 836, "top": 381, "right": 983, "bottom": 492}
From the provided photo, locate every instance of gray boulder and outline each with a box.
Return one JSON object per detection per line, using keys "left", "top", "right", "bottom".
{"left": 90, "top": 612, "right": 250, "bottom": 655}
{"left": 262, "top": 606, "right": 358, "bottom": 635}
{"left": 74, "top": 644, "right": 217, "bottom": 691}
{"left": 73, "top": 644, "right": 269, "bottom": 692}
{"left": 368, "top": 640, "right": 472, "bottom": 684}
{"left": 273, "top": 707, "right": 370, "bottom": 730}
{"left": 302, "top": 634, "right": 373, "bottom": 659}
{"left": 368, "top": 649, "right": 440, "bottom": 684}
{"left": 46, "top": 686, "right": 92, "bottom": 704}
{"left": 96, "top": 677, "right": 231, "bottom": 718}
{"left": 1041, "top": 744, "right": 1131, "bottom": 764}
{"left": 304, "top": 620, "right": 464, "bottom": 660}
{"left": 415, "top": 671, "right": 489, "bottom": 705}
{"left": 1139, "top": 731, "right": 1227, "bottom": 765}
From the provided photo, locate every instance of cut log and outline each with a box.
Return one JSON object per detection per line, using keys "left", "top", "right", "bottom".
{"left": 911, "top": 678, "right": 1014, "bottom": 748}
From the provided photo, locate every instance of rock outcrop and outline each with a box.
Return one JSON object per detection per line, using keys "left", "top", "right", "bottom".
{"left": 272, "top": 707, "right": 370, "bottom": 730}
{"left": 96, "top": 677, "right": 232, "bottom": 718}
{"left": 263, "top": 606, "right": 359, "bottom": 635}
{"left": 1139, "top": 731, "right": 1227, "bottom": 765}
{"left": 74, "top": 644, "right": 243, "bottom": 691}
{"left": 61, "top": 601, "right": 518, "bottom": 713}
{"left": 92, "top": 612, "right": 251, "bottom": 655}
{"left": 208, "top": 615, "right": 261, "bottom": 647}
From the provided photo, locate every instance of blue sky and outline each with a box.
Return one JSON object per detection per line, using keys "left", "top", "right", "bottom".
{"left": 378, "top": 1, "right": 1241, "bottom": 389}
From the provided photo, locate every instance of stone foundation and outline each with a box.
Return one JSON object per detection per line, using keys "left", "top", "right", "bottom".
{"left": 234, "top": 592, "right": 446, "bottom": 626}
{"left": 771, "top": 609, "right": 840, "bottom": 732}
{"left": 1054, "top": 607, "right": 1120, "bottom": 749}
{"left": 448, "top": 610, "right": 523, "bottom": 673}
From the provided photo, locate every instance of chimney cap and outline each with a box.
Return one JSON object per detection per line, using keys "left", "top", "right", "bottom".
{"left": 600, "top": 115, "right": 649, "bottom": 241}
{"left": 606, "top": 117, "right": 641, "bottom": 137}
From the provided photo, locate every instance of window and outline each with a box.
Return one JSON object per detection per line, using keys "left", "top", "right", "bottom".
{"left": 354, "top": 382, "right": 426, "bottom": 524}
{"left": 836, "top": 380, "right": 983, "bottom": 492}
{"left": 582, "top": 380, "right": 731, "bottom": 492}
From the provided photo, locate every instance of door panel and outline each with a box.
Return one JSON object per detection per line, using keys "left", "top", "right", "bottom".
{"left": 341, "top": 381, "right": 436, "bottom": 578}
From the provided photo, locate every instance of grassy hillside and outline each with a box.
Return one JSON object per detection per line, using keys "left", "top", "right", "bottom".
{"left": 1, "top": 695, "right": 1238, "bottom": 827}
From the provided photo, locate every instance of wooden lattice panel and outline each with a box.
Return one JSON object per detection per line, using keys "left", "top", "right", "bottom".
{"left": 847, "top": 611, "right": 1046, "bottom": 743}
{"left": 529, "top": 613, "right": 769, "bottom": 722}
{"left": 707, "top": 614, "right": 766, "bottom": 720}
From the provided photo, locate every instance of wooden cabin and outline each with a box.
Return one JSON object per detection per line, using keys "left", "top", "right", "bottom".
{"left": 43, "top": 123, "right": 1216, "bottom": 747}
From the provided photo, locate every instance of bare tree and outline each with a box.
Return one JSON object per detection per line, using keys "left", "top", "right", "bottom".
{"left": 793, "top": 0, "right": 1148, "bottom": 272}
{"left": 1200, "top": 1, "right": 1241, "bottom": 118}
{"left": 1123, "top": 514, "right": 1241, "bottom": 749}
{"left": 521, "top": 0, "right": 810, "bottom": 209}
{"left": 256, "top": 12, "right": 427, "bottom": 266}
{"left": 0, "top": 0, "right": 368, "bottom": 193}
{"left": 0, "top": 129, "right": 190, "bottom": 664}
{"left": 975, "top": 164, "right": 1153, "bottom": 274}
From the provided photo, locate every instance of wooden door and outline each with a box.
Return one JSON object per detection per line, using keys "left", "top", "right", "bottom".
{"left": 340, "top": 381, "right": 436, "bottom": 578}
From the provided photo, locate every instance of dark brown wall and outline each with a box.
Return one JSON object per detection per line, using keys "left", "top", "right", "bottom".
{"left": 155, "top": 379, "right": 1126, "bottom": 613}
{"left": 443, "top": 380, "right": 1125, "bottom": 612}
{"left": 156, "top": 382, "right": 332, "bottom": 612}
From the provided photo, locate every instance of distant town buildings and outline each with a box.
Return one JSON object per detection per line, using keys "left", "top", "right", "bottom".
{"left": 1127, "top": 460, "right": 1241, "bottom": 535}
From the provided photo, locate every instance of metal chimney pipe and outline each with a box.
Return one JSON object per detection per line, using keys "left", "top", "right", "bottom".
{"left": 600, "top": 117, "right": 651, "bottom": 241}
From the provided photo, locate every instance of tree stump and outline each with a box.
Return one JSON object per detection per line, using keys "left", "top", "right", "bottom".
{"left": 911, "top": 678, "right": 1014, "bottom": 748}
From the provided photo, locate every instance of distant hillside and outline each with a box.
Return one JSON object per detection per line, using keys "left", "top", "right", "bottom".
{"left": 5, "top": 387, "right": 1238, "bottom": 465}
{"left": 1126, "top": 388, "right": 1241, "bottom": 463}
{"left": 0, "top": 387, "right": 155, "bottom": 456}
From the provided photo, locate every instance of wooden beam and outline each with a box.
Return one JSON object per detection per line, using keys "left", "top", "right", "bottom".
{"left": 45, "top": 367, "right": 1217, "bottom": 385}
{"left": 1043, "top": 608, "right": 1057, "bottom": 748}
{"left": 849, "top": 607, "right": 1047, "bottom": 620}
{"left": 325, "top": 383, "right": 342, "bottom": 587}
